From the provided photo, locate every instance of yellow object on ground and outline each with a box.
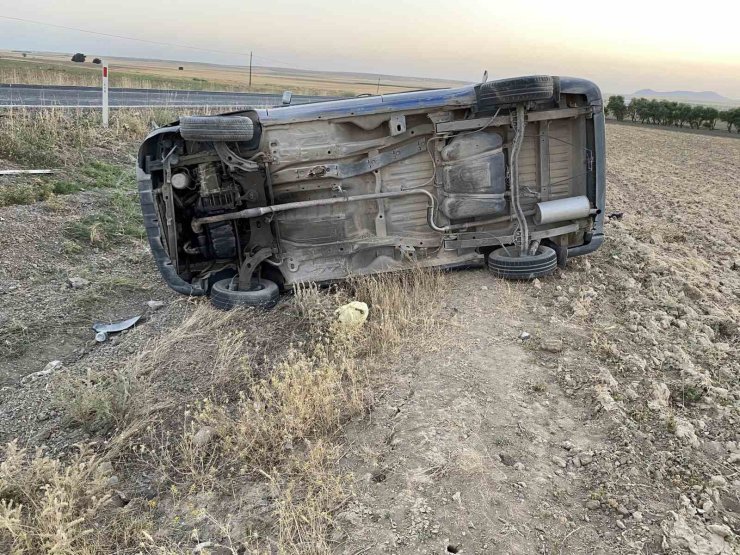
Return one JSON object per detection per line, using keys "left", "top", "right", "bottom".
{"left": 335, "top": 301, "right": 369, "bottom": 328}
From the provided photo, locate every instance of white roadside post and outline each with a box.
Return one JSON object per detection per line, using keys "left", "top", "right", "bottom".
{"left": 102, "top": 61, "right": 109, "bottom": 128}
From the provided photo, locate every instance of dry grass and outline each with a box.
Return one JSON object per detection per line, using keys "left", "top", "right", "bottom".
{"left": 0, "top": 441, "right": 151, "bottom": 554}
{"left": 0, "top": 107, "right": 180, "bottom": 167}
{"left": 350, "top": 268, "right": 445, "bottom": 354}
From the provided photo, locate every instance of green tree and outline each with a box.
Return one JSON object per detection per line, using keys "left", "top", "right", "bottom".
{"left": 606, "top": 95, "right": 628, "bottom": 121}
{"left": 71, "top": 53, "right": 86, "bottom": 63}
{"left": 634, "top": 98, "right": 651, "bottom": 123}
{"left": 627, "top": 98, "right": 638, "bottom": 122}
{"left": 702, "top": 107, "right": 719, "bottom": 129}
{"left": 675, "top": 103, "right": 692, "bottom": 128}
{"left": 722, "top": 108, "right": 740, "bottom": 133}
{"left": 689, "top": 106, "right": 704, "bottom": 129}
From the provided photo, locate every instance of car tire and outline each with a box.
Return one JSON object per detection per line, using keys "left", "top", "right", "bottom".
{"left": 476, "top": 75, "right": 555, "bottom": 106}
{"left": 180, "top": 116, "right": 254, "bottom": 142}
{"left": 210, "top": 277, "right": 279, "bottom": 310}
{"left": 488, "top": 245, "right": 557, "bottom": 280}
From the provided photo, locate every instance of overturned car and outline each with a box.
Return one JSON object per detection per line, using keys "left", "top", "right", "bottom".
{"left": 137, "top": 75, "right": 605, "bottom": 308}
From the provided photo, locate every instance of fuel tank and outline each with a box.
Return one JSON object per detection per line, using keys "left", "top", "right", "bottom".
{"left": 439, "top": 131, "right": 507, "bottom": 220}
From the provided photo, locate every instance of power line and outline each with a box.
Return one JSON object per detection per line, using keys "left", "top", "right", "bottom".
{"left": 0, "top": 14, "right": 300, "bottom": 68}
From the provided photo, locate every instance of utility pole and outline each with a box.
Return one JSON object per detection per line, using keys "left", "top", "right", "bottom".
{"left": 376, "top": 76, "right": 381, "bottom": 94}
{"left": 249, "top": 51, "right": 252, "bottom": 89}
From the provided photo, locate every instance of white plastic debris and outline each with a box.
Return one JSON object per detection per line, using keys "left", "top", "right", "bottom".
{"left": 335, "top": 301, "right": 369, "bottom": 328}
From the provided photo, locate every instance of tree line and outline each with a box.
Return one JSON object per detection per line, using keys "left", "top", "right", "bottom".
{"left": 606, "top": 95, "right": 740, "bottom": 133}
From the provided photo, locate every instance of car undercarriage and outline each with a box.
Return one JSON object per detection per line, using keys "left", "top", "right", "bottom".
{"left": 137, "top": 75, "right": 605, "bottom": 308}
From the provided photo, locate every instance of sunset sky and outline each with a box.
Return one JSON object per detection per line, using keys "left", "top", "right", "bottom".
{"left": 1, "top": 0, "right": 739, "bottom": 98}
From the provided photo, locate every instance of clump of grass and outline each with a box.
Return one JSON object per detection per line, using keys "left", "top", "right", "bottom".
{"left": 80, "top": 161, "right": 134, "bottom": 189}
{"left": 0, "top": 161, "right": 131, "bottom": 208}
{"left": 0, "top": 441, "right": 150, "bottom": 554}
{"left": 51, "top": 179, "right": 84, "bottom": 195}
{"left": 350, "top": 267, "right": 444, "bottom": 354}
{"left": 194, "top": 337, "right": 365, "bottom": 471}
{"left": 53, "top": 368, "right": 145, "bottom": 435}
{"left": 63, "top": 189, "right": 144, "bottom": 248}
{"left": 0, "top": 179, "right": 54, "bottom": 207}
{"left": 272, "top": 441, "right": 347, "bottom": 553}
{"left": 0, "top": 107, "right": 184, "bottom": 168}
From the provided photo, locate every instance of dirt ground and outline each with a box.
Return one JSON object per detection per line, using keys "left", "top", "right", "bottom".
{"left": 1, "top": 123, "right": 739, "bottom": 554}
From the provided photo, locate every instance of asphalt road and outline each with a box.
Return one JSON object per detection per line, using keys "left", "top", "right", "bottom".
{"left": 0, "top": 84, "right": 342, "bottom": 108}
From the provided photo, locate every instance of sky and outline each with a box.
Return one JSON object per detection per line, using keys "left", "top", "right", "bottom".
{"left": 1, "top": 0, "right": 739, "bottom": 98}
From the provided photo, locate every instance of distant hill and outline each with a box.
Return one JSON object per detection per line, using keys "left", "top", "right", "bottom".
{"left": 632, "top": 89, "right": 730, "bottom": 102}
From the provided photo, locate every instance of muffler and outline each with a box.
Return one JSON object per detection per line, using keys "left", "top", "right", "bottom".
{"left": 534, "top": 196, "right": 592, "bottom": 225}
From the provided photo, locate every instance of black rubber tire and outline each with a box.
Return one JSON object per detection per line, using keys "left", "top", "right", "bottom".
{"left": 476, "top": 75, "right": 555, "bottom": 105}
{"left": 488, "top": 245, "right": 557, "bottom": 280}
{"left": 210, "top": 277, "right": 279, "bottom": 310}
{"left": 180, "top": 116, "right": 254, "bottom": 142}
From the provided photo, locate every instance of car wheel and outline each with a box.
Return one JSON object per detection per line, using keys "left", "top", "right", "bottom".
{"left": 487, "top": 245, "right": 557, "bottom": 280}
{"left": 476, "top": 75, "right": 555, "bottom": 107}
{"left": 180, "top": 116, "right": 254, "bottom": 142}
{"left": 210, "top": 277, "right": 279, "bottom": 310}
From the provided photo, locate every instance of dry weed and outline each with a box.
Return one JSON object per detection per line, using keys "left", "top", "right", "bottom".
{"left": 0, "top": 441, "right": 148, "bottom": 554}
{"left": 53, "top": 367, "right": 146, "bottom": 435}
{"left": 350, "top": 266, "right": 445, "bottom": 354}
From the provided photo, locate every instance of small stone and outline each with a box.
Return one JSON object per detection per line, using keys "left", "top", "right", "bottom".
{"left": 727, "top": 453, "right": 740, "bottom": 464}
{"left": 110, "top": 490, "right": 130, "bottom": 508}
{"left": 540, "top": 339, "right": 563, "bottom": 353}
{"left": 532, "top": 278, "right": 542, "bottom": 290}
{"left": 480, "top": 286, "right": 489, "bottom": 291}
{"left": 147, "top": 300, "right": 165, "bottom": 310}
{"left": 193, "top": 541, "right": 214, "bottom": 553}
{"left": 585, "top": 500, "right": 601, "bottom": 510}
{"left": 513, "top": 462, "right": 525, "bottom": 471}
{"left": 597, "top": 368, "right": 619, "bottom": 389}
{"left": 648, "top": 382, "right": 671, "bottom": 410}
{"left": 616, "top": 520, "right": 626, "bottom": 530}
{"left": 192, "top": 427, "right": 215, "bottom": 448}
{"left": 709, "top": 475, "right": 727, "bottom": 487}
{"left": 624, "top": 387, "right": 640, "bottom": 401}
{"left": 32, "top": 428, "right": 51, "bottom": 442}
{"left": 97, "top": 461, "right": 114, "bottom": 476}
{"left": 452, "top": 491, "right": 462, "bottom": 505}
{"left": 616, "top": 504, "right": 630, "bottom": 516}
{"left": 579, "top": 454, "right": 593, "bottom": 465}
{"left": 21, "top": 360, "right": 64, "bottom": 385}
{"left": 706, "top": 524, "right": 732, "bottom": 538}
{"left": 519, "top": 331, "right": 531, "bottom": 341}
{"left": 499, "top": 453, "right": 516, "bottom": 467}
{"left": 551, "top": 456, "right": 567, "bottom": 468}
{"left": 632, "top": 511, "right": 643, "bottom": 522}
{"left": 561, "top": 440, "right": 574, "bottom": 450}
{"left": 67, "top": 276, "right": 90, "bottom": 289}
{"left": 107, "top": 475, "right": 120, "bottom": 487}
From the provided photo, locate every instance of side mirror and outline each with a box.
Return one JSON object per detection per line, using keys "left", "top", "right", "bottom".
{"left": 281, "top": 91, "right": 293, "bottom": 106}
